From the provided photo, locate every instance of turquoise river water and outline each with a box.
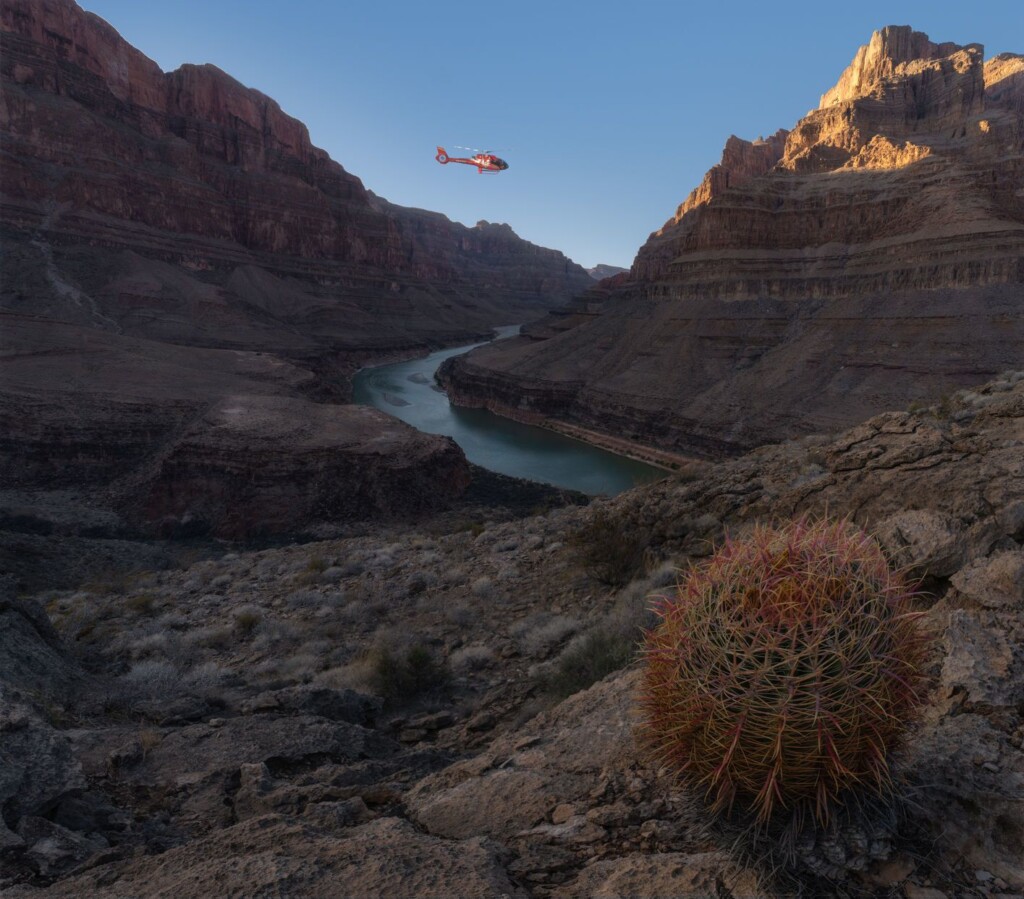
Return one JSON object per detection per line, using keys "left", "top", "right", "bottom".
{"left": 352, "top": 326, "right": 667, "bottom": 495}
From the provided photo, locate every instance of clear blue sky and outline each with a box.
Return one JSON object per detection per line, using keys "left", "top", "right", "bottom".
{"left": 80, "top": 0, "right": 1022, "bottom": 269}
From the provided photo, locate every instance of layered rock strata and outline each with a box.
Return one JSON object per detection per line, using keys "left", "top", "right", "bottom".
{"left": 0, "top": 0, "right": 592, "bottom": 337}
{"left": 444, "top": 28, "right": 1024, "bottom": 457}
{"left": 0, "top": 0, "right": 592, "bottom": 535}
{"left": 0, "top": 313, "right": 472, "bottom": 537}
{"left": 124, "top": 397, "right": 472, "bottom": 540}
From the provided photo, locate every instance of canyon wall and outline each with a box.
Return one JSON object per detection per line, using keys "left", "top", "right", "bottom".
{"left": 443, "top": 28, "right": 1024, "bottom": 457}
{"left": 0, "top": 0, "right": 592, "bottom": 344}
{"left": 0, "top": 0, "right": 591, "bottom": 536}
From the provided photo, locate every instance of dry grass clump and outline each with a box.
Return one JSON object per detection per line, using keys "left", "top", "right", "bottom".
{"left": 470, "top": 576, "right": 493, "bottom": 598}
{"left": 533, "top": 564, "right": 673, "bottom": 700}
{"left": 445, "top": 604, "right": 473, "bottom": 627}
{"left": 122, "top": 660, "right": 179, "bottom": 699}
{"left": 639, "top": 518, "right": 930, "bottom": 827}
{"left": 124, "top": 593, "right": 159, "bottom": 615}
{"left": 450, "top": 644, "right": 497, "bottom": 673}
{"left": 233, "top": 605, "right": 263, "bottom": 638}
{"left": 286, "top": 589, "right": 324, "bottom": 610}
{"left": 539, "top": 627, "right": 636, "bottom": 700}
{"left": 250, "top": 617, "right": 302, "bottom": 653}
{"left": 512, "top": 614, "right": 580, "bottom": 658}
{"left": 331, "top": 634, "right": 450, "bottom": 705}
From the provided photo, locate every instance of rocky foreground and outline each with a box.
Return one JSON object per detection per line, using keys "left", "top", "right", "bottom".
{"left": 1, "top": 373, "right": 1022, "bottom": 897}
{"left": 442, "top": 27, "right": 1024, "bottom": 458}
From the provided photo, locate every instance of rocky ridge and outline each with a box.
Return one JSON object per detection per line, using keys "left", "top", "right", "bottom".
{"left": 1, "top": 372, "right": 1022, "bottom": 897}
{"left": 441, "top": 28, "right": 1024, "bottom": 458}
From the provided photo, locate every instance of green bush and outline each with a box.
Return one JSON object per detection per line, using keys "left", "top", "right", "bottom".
{"left": 369, "top": 644, "right": 450, "bottom": 705}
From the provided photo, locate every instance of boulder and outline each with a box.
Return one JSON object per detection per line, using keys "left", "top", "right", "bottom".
{"left": 0, "top": 692, "right": 85, "bottom": 850}
{"left": 0, "top": 593, "right": 82, "bottom": 704}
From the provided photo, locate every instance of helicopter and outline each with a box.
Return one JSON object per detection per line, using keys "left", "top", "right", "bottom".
{"left": 435, "top": 146, "right": 509, "bottom": 174}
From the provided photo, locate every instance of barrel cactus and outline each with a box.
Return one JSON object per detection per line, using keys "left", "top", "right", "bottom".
{"left": 640, "top": 518, "right": 930, "bottom": 826}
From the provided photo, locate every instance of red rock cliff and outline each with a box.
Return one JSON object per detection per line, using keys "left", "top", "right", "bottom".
{"left": 442, "top": 27, "right": 1024, "bottom": 458}
{"left": 0, "top": 0, "right": 592, "bottom": 347}
{"left": 631, "top": 26, "right": 1023, "bottom": 297}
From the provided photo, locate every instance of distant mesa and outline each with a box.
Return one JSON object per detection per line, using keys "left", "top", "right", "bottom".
{"left": 586, "top": 264, "right": 629, "bottom": 281}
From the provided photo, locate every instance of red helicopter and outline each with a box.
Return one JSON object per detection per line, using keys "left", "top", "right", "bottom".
{"left": 435, "top": 146, "right": 509, "bottom": 174}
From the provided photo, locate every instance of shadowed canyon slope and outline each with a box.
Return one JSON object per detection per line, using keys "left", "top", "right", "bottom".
{"left": 0, "top": 0, "right": 592, "bottom": 345}
{"left": 442, "top": 27, "right": 1024, "bottom": 457}
{"left": 0, "top": 0, "right": 593, "bottom": 536}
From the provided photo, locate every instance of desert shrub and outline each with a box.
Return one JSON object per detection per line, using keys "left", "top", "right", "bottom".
{"left": 336, "top": 598, "right": 387, "bottom": 628}
{"left": 572, "top": 506, "right": 651, "bottom": 586}
{"left": 184, "top": 624, "right": 233, "bottom": 651}
{"left": 182, "top": 660, "right": 231, "bottom": 693}
{"left": 512, "top": 614, "right": 580, "bottom": 658}
{"left": 293, "top": 555, "right": 331, "bottom": 585}
{"left": 125, "top": 631, "right": 172, "bottom": 660}
{"left": 233, "top": 605, "right": 263, "bottom": 638}
{"left": 532, "top": 573, "right": 661, "bottom": 700}
{"left": 250, "top": 618, "right": 302, "bottom": 654}
{"left": 450, "top": 644, "right": 497, "bottom": 673}
{"left": 540, "top": 625, "right": 637, "bottom": 700}
{"left": 305, "top": 555, "right": 328, "bottom": 574}
{"left": 639, "top": 518, "right": 930, "bottom": 827}
{"left": 470, "top": 577, "right": 493, "bottom": 599}
{"left": 138, "top": 728, "right": 163, "bottom": 758}
{"left": 287, "top": 589, "right": 324, "bottom": 610}
{"left": 368, "top": 644, "right": 449, "bottom": 705}
{"left": 155, "top": 612, "right": 188, "bottom": 631}
{"left": 122, "top": 659, "right": 179, "bottom": 699}
{"left": 406, "top": 572, "right": 436, "bottom": 596}
{"left": 274, "top": 652, "right": 321, "bottom": 683}
{"left": 320, "top": 566, "right": 347, "bottom": 584}
{"left": 452, "top": 519, "right": 486, "bottom": 537}
{"left": 124, "top": 593, "right": 158, "bottom": 615}
{"left": 445, "top": 604, "right": 473, "bottom": 627}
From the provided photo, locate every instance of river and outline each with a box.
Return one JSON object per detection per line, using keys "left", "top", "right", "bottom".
{"left": 352, "top": 326, "right": 667, "bottom": 495}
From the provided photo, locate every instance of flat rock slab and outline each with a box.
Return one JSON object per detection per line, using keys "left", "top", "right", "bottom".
{"left": 13, "top": 815, "right": 527, "bottom": 898}
{"left": 134, "top": 713, "right": 399, "bottom": 786}
{"left": 409, "top": 669, "right": 640, "bottom": 842}
{"left": 551, "top": 851, "right": 764, "bottom": 899}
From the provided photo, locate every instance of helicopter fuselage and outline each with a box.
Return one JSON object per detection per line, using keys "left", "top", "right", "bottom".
{"left": 436, "top": 146, "right": 508, "bottom": 173}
